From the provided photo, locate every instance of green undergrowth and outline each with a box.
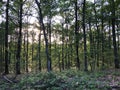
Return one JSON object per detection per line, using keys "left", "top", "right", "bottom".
{"left": 0, "top": 69, "right": 120, "bottom": 90}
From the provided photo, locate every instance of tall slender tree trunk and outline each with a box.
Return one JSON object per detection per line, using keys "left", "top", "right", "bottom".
{"left": 68, "top": 42, "right": 70, "bottom": 69}
{"left": 0, "top": 45, "right": 4, "bottom": 74}
{"left": 16, "top": 0, "right": 23, "bottom": 74}
{"left": 83, "top": 0, "right": 88, "bottom": 71}
{"left": 5, "top": 0, "right": 9, "bottom": 74}
{"left": 48, "top": 15, "right": 52, "bottom": 71}
{"left": 89, "top": 17, "right": 94, "bottom": 71}
{"left": 93, "top": 1, "right": 100, "bottom": 68}
{"left": 75, "top": 0, "right": 80, "bottom": 70}
{"left": 26, "top": 29, "right": 29, "bottom": 72}
{"left": 116, "top": 8, "right": 120, "bottom": 51}
{"left": 58, "top": 53, "right": 61, "bottom": 72}
{"left": 108, "top": 20, "right": 112, "bottom": 67}
{"left": 116, "top": 25, "right": 119, "bottom": 51}
{"left": 35, "top": 0, "right": 52, "bottom": 72}
{"left": 0, "top": 46, "right": 1, "bottom": 74}
{"left": 1, "top": 45, "right": 5, "bottom": 74}
{"left": 101, "top": 18, "right": 105, "bottom": 68}
{"left": 65, "top": 39, "right": 68, "bottom": 69}
{"left": 101, "top": 1, "right": 105, "bottom": 68}
{"left": 111, "top": 0, "right": 119, "bottom": 68}
{"left": 23, "top": 33, "right": 26, "bottom": 71}
{"left": 108, "top": 20, "right": 111, "bottom": 49}
{"left": 61, "top": 23, "right": 65, "bottom": 70}
{"left": 38, "top": 32, "right": 41, "bottom": 71}
{"left": 31, "top": 31, "right": 35, "bottom": 62}
{"left": 69, "top": 36, "right": 73, "bottom": 68}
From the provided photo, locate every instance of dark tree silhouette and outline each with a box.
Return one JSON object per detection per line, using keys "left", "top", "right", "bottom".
{"left": 82, "top": 0, "right": 88, "bottom": 71}
{"left": 16, "top": 0, "right": 23, "bottom": 74}
{"left": 35, "top": 0, "right": 52, "bottom": 72}
{"left": 75, "top": 0, "right": 80, "bottom": 70}
{"left": 4, "top": 0, "right": 9, "bottom": 74}
{"left": 111, "top": 0, "right": 119, "bottom": 69}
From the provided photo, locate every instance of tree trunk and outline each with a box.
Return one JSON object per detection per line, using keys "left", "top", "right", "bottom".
{"left": 16, "top": 0, "right": 23, "bottom": 74}
{"left": 26, "top": 29, "right": 29, "bottom": 72}
{"left": 88, "top": 17, "right": 94, "bottom": 71}
{"left": 75, "top": 0, "right": 80, "bottom": 70}
{"left": 31, "top": 31, "right": 35, "bottom": 62}
{"left": 5, "top": 0, "right": 9, "bottom": 74}
{"left": 111, "top": 0, "right": 119, "bottom": 69}
{"left": 101, "top": 1, "right": 105, "bottom": 68}
{"left": 23, "top": 33, "right": 26, "bottom": 72}
{"left": 83, "top": 0, "right": 88, "bottom": 71}
{"left": 61, "top": 23, "right": 65, "bottom": 70}
{"left": 48, "top": 15, "right": 52, "bottom": 71}
{"left": 93, "top": 1, "right": 100, "bottom": 68}
{"left": 108, "top": 20, "right": 111, "bottom": 49}
{"left": 35, "top": 0, "right": 52, "bottom": 72}
{"left": 38, "top": 32, "right": 41, "bottom": 71}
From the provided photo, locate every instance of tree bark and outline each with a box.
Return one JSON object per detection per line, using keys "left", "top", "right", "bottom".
{"left": 111, "top": 0, "right": 119, "bottom": 68}
{"left": 16, "top": 0, "right": 23, "bottom": 74}
{"left": 75, "top": 0, "right": 80, "bottom": 70}
{"left": 83, "top": 0, "right": 88, "bottom": 71}
{"left": 38, "top": 32, "right": 41, "bottom": 71}
{"left": 93, "top": 1, "right": 100, "bottom": 68}
{"left": 62, "top": 23, "right": 65, "bottom": 70}
{"left": 35, "top": 0, "right": 52, "bottom": 72}
{"left": 5, "top": 0, "right": 9, "bottom": 74}
{"left": 25, "top": 17, "right": 29, "bottom": 73}
{"left": 101, "top": 1, "right": 105, "bottom": 68}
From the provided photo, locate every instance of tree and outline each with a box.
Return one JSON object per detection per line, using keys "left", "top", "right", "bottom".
{"left": 38, "top": 31, "right": 41, "bottom": 71}
{"left": 4, "top": 0, "right": 9, "bottom": 74}
{"left": 35, "top": 0, "right": 52, "bottom": 72}
{"left": 111, "top": 0, "right": 119, "bottom": 68}
{"left": 93, "top": 0, "right": 100, "bottom": 68}
{"left": 26, "top": 29, "right": 29, "bottom": 72}
{"left": 75, "top": 0, "right": 80, "bottom": 70}
{"left": 82, "top": 0, "right": 88, "bottom": 71}
{"left": 16, "top": 0, "right": 24, "bottom": 74}
{"left": 101, "top": 0, "right": 105, "bottom": 68}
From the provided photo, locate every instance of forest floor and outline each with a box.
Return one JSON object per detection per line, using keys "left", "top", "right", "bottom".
{"left": 0, "top": 69, "right": 120, "bottom": 90}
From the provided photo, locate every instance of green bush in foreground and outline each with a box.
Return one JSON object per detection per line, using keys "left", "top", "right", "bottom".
{"left": 1, "top": 69, "right": 119, "bottom": 90}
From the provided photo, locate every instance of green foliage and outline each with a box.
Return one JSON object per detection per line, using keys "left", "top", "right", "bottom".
{"left": 1, "top": 70, "right": 118, "bottom": 90}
